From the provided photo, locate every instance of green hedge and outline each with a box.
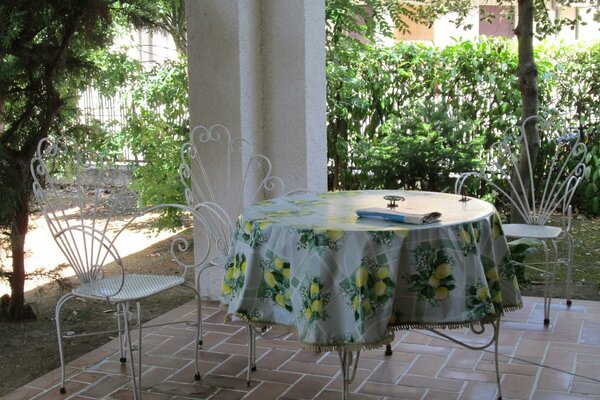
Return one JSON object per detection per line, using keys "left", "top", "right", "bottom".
{"left": 327, "top": 36, "right": 600, "bottom": 215}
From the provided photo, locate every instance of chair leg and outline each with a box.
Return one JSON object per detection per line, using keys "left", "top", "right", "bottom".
{"left": 182, "top": 281, "right": 203, "bottom": 381}
{"left": 135, "top": 302, "right": 142, "bottom": 398}
{"left": 493, "top": 317, "right": 503, "bottom": 400}
{"left": 120, "top": 302, "right": 140, "bottom": 400}
{"left": 246, "top": 323, "right": 256, "bottom": 387}
{"left": 195, "top": 272, "right": 204, "bottom": 347}
{"left": 190, "top": 283, "right": 202, "bottom": 380}
{"left": 116, "top": 304, "right": 127, "bottom": 364}
{"left": 197, "top": 295, "right": 203, "bottom": 348}
{"left": 565, "top": 233, "right": 574, "bottom": 307}
{"left": 55, "top": 293, "right": 75, "bottom": 394}
{"left": 541, "top": 241, "right": 553, "bottom": 325}
{"left": 384, "top": 343, "right": 393, "bottom": 356}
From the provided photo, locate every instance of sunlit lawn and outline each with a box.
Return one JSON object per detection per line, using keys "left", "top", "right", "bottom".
{"left": 517, "top": 216, "right": 600, "bottom": 300}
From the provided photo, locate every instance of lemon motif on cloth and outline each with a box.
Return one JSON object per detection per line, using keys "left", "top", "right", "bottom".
{"left": 297, "top": 228, "right": 344, "bottom": 253}
{"left": 480, "top": 255, "right": 503, "bottom": 312}
{"left": 370, "top": 231, "right": 396, "bottom": 246}
{"left": 288, "top": 199, "right": 328, "bottom": 207}
{"left": 466, "top": 279, "right": 496, "bottom": 320}
{"left": 264, "top": 209, "right": 316, "bottom": 219}
{"left": 255, "top": 199, "right": 275, "bottom": 206}
{"left": 236, "top": 218, "right": 268, "bottom": 248}
{"left": 492, "top": 213, "right": 504, "bottom": 239}
{"left": 456, "top": 222, "right": 481, "bottom": 256}
{"left": 340, "top": 256, "right": 396, "bottom": 323}
{"left": 257, "top": 254, "right": 293, "bottom": 312}
{"left": 222, "top": 253, "right": 248, "bottom": 299}
{"left": 317, "top": 191, "right": 360, "bottom": 198}
{"left": 406, "top": 244, "right": 456, "bottom": 306}
{"left": 497, "top": 253, "right": 518, "bottom": 285}
{"left": 257, "top": 219, "right": 272, "bottom": 231}
{"left": 300, "top": 277, "right": 330, "bottom": 323}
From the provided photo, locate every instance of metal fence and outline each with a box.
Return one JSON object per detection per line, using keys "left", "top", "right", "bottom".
{"left": 77, "top": 30, "right": 179, "bottom": 162}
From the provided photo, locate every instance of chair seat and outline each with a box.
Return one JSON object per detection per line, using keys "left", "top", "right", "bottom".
{"left": 503, "top": 223, "right": 563, "bottom": 240}
{"left": 72, "top": 274, "right": 185, "bottom": 302}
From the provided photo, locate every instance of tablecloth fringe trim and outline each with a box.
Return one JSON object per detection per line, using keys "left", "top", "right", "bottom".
{"left": 388, "top": 305, "right": 522, "bottom": 331}
{"left": 224, "top": 312, "right": 394, "bottom": 352}
{"left": 302, "top": 336, "right": 394, "bottom": 353}
{"left": 219, "top": 303, "right": 524, "bottom": 351}
{"left": 502, "top": 304, "right": 523, "bottom": 312}
{"left": 390, "top": 320, "right": 488, "bottom": 331}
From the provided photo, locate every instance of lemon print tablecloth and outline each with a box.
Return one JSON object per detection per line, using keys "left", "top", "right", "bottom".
{"left": 220, "top": 190, "right": 523, "bottom": 351}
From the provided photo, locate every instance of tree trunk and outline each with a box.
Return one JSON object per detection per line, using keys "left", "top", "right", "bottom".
{"left": 331, "top": 117, "right": 349, "bottom": 191}
{"left": 512, "top": 0, "right": 540, "bottom": 223}
{"left": 5, "top": 72, "right": 60, "bottom": 321}
{"left": 7, "top": 176, "right": 30, "bottom": 320}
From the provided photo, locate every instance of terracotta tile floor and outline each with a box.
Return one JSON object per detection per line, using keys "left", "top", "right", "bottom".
{"left": 5, "top": 296, "right": 600, "bottom": 400}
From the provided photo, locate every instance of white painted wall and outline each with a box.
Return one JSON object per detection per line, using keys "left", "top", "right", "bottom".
{"left": 552, "top": 6, "right": 600, "bottom": 42}
{"left": 434, "top": 10, "right": 479, "bottom": 48}
{"left": 432, "top": 4, "right": 600, "bottom": 47}
{"left": 262, "top": 1, "right": 327, "bottom": 191}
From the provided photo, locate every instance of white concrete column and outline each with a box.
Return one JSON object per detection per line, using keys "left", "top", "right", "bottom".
{"left": 261, "top": 1, "right": 327, "bottom": 191}
{"left": 186, "top": 1, "right": 261, "bottom": 141}
{"left": 186, "top": 0, "right": 327, "bottom": 299}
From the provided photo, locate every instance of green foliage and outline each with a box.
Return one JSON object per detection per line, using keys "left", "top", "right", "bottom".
{"left": 326, "top": 0, "right": 393, "bottom": 44}
{"left": 113, "top": 0, "right": 186, "bottom": 55}
{"left": 327, "top": 36, "right": 518, "bottom": 192}
{"left": 0, "top": 0, "right": 186, "bottom": 319}
{"left": 542, "top": 42, "right": 600, "bottom": 214}
{"left": 508, "top": 238, "right": 543, "bottom": 286}
{"left": 125, "top": 60, "right": 189, "bottom": 228}
{"left": 0, "top": 0, "right": 160, "bottom": 319}
{"left": 326, "top": 35, "right": 600, "bottom": 215}
{"left": 582, "top": 138, "right": 600, "bottom": 214}
{"left": 80, "top": 1, "right": 600, "bottom": 227}
{"left": 351, "top": 100, "right": 483, "bottom": 191}
{"left": 83, "top": 54, "right": 189, "bottom": 228}
{"left": 0, "top": 0, "right": 114, "bottom": 221}
{"left": 69, "top": 0, "right": 188, "bottom": 227}
{"left": 0, "top": 0, "right": 115, "bottom": 318}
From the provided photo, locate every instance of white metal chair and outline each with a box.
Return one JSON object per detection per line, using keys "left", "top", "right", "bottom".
{"left": 179, "top": 124, "right": 286, "bottom": 384}
{"left": 31, "top": 136, "right": 212, "bottom": 399}
{"left": 455, "top": 116, "right": 587, "bottom": 325}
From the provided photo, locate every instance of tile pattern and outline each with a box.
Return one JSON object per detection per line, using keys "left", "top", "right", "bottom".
{"left": 6, "top": 297, "right": 600, "bottom": 400}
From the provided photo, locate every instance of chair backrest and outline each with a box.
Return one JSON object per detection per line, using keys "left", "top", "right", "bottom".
{"left": 179, "top": 124, "right": 285, "bottom": 261}
{"left": 455, "top": 116, "right": 587, "bottom": 227}
{"left": 31, "top": 136, "right": 206, "bottom": 297}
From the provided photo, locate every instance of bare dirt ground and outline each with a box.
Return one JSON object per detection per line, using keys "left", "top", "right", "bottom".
{"left": 0, "top": 211, "right": 198, "bottom": 397}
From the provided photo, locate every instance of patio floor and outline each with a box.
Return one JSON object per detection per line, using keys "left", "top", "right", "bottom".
{"left": 5, "top": 296, "right": 600, "bottom": 400}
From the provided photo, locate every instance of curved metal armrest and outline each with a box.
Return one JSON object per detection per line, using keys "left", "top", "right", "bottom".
{"left": 454, "top": 172, "right": 470, "bottom": 195}
{"left": 454, "top": 171, "right": 490, "bottom": 197}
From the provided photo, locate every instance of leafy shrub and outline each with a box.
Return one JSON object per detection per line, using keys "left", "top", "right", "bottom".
{"left": 351, "top": 100, "right": 483, "bottom": 191}
{"left": 80, "top": 54, "right": 189, "bottom": 229}
{"left": 327, "top": 36, "right": 600, "bottom": 215}
{"left": 87, "top": 36, "right": 600, "bottom": 217}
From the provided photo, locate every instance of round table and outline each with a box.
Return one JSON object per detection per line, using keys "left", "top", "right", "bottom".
{"left": 221, "top": 190, "right": 522, "bottom": 351}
